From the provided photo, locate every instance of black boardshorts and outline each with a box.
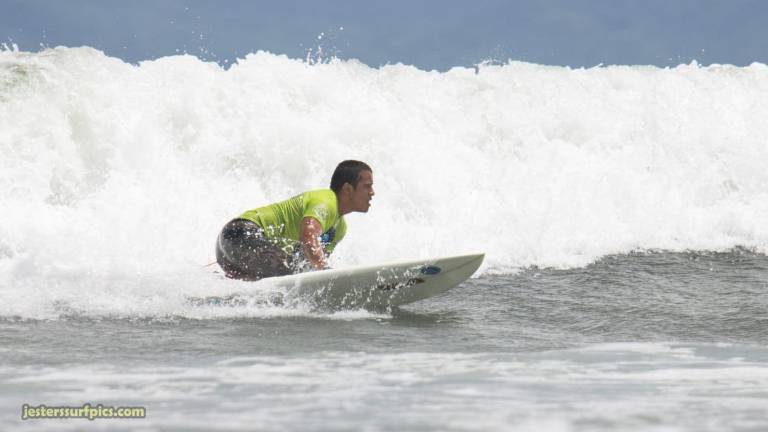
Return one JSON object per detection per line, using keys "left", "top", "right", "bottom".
{"left": 215, "top": 218, "right": 296, "bottom": 280}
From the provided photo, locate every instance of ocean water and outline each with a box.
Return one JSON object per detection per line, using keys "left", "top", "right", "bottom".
{"left": 1, "top": 47, "right": 768, "bottom": 431}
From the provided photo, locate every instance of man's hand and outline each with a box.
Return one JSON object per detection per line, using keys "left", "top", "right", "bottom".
{"left": 300, "top": 217, "right": 329, "bottom": 270}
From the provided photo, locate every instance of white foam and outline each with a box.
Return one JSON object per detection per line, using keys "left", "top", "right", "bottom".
{"left": 2, "top": 47, "right": 768, "bottom": 319}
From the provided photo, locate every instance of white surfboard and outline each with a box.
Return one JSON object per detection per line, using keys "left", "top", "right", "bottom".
{"left": 193, "top": 253, "right": 485, "bottom": 311}
{"left": 272, "top": 253, "right": 485, "bottom": 310}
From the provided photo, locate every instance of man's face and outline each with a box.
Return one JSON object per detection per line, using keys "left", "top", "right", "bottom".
{"left": 351, "top": 170, "right": 375, "bottom": 212}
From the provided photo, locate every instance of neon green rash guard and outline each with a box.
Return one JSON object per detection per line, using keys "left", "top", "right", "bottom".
{"left": 239, "top": 189, "right": 347, "bottom": 254}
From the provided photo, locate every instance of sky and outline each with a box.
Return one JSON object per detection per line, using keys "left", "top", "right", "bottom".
{"left": 2, "top": 0, "right": 768, "bottom": 70}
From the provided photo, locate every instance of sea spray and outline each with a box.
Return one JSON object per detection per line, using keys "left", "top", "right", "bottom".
{"left": 2, "top": 47, "right": 768, "bottom": 319}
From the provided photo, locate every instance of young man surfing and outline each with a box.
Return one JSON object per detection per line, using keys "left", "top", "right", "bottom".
{"left": 215, "top": 160, "right": 374, "bottom": 280}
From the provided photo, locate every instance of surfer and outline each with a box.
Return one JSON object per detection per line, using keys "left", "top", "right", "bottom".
{"left": 215, "top": 160, "right": 374, "bottom": 280}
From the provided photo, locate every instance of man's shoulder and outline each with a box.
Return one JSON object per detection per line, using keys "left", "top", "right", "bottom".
{"left": 301, "top": 189, "right": 337, "bottom": 205}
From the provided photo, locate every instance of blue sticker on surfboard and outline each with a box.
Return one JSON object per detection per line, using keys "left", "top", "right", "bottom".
{"left": 420, "top": 265, "right": 442, "bottom": 275}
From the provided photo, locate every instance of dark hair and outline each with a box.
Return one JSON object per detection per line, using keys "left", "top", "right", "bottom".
{"left": 330, "top": 160, "right": 372, "bottom": 193}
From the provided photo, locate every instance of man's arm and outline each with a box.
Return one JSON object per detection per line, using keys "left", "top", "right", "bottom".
{"left": 300, "top": 217, "right": 329, "bottom": 270}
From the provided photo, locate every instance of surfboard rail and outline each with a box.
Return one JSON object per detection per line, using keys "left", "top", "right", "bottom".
{"left": 281, "top": 252, "right": 485, "bottom": 310}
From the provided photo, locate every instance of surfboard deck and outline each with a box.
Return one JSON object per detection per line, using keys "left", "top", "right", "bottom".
{"left": 274, "top": 252, "right": 485, "bottom": 310}
{"left": 194, "top": 253, "right": 484, "bottom": 311}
